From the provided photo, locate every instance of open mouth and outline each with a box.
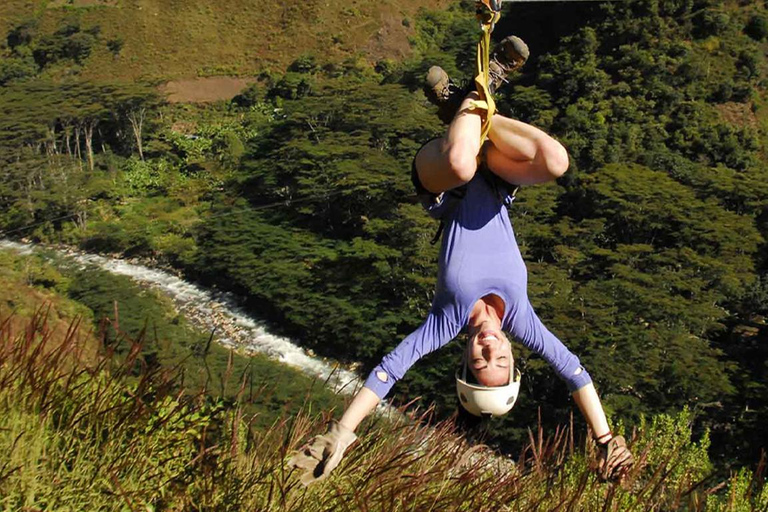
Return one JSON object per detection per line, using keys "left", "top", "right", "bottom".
{"left": 478, "top": 330, "right": 499, "bottom": 343}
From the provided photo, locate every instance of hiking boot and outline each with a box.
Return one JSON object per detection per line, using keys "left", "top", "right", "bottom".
{"left": 424, "top": 66, "right": 465, "bottom": 124}
{"left": 488, "top": 35, "right": 529, "bottom": 94}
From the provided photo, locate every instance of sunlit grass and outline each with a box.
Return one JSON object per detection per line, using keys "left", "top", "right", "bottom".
{"left": 1, "top": 309, "right": 766, "bottom": 511}
{"left": 1, "top": 0, "right": 441, "bottom": 82}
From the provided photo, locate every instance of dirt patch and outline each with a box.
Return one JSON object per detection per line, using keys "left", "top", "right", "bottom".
{"left": 363, "top": 5, "right": 420, "bottom": 61}
{"left": 715, "top": 101, "right": 759, "bottom": 128}
{"left": 159, "top": 76, "right": 257, "bottom": 104}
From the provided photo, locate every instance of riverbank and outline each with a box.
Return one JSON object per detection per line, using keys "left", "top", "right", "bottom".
{"left": 0, "top": 239, "right": 362, "bottom": 395}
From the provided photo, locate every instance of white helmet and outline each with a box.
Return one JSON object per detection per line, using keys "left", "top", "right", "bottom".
{"left": 455, "top": 359, "right": 522, "bottom": 417}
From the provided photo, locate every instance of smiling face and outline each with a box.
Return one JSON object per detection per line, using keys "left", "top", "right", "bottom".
{"left": 465, "top": 326, "right": 513, "bottom": 387}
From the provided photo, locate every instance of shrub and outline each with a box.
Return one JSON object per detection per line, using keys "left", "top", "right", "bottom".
{"left": 0, "top": 54, "right": 38, "bottom": 85}
{"left": 231, "top": 83, "right": 260, "bottom": 108}
{"left": 694, "top": 11, "right": 731, "bottom": 38}
{"left": 288, "top": 54, "right": 319, "bottom": 74}
{"left": 6, "top": 19, "right": 37, "bottom": 49}
{"left": 122, "top": 157, "right": 165, "bottom": 194}
{"left": 268, "top": 72, "right": 313, "bottom": 100}
{"left": 745, "top": 14, "right": 768, "bottom": 41}
{"left": 106, "top": 37, "right": 124, "bottom": 56}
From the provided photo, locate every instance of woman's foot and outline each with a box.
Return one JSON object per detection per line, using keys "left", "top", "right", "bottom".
{"left": 424, "top": 66, "right": 465, "bottom": 124}
{"left": 424, "top": 36, "right": 530, "bottom": 123}
{"left": 488, "top": 35, "right": 529, "bottom": 94}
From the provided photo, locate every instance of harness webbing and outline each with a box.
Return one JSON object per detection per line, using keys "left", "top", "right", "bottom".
{"left": 428, "top": 1, "right": 505, "bottom": 246}
{"left": 470, "top": 1, "right": 503, "bottom": 147}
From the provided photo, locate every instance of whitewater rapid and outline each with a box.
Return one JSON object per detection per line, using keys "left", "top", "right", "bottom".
{"left": 0, "top": 239, "right": 363, "bottom": 396}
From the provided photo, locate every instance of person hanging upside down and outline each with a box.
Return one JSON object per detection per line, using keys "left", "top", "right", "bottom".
{"left": 289, "top": 35, "right": 634, "bottom": 485}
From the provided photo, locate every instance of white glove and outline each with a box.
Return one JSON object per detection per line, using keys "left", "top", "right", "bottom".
{"left": 287, "top": 420, "right": 357, "bottom": 486}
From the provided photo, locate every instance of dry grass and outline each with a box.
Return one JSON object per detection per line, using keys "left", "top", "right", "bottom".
{"left": 0, "top": 258, "right": 99, "bottom": 364}
{"left": 1, "top": 0, "right": 451, "bottom": 83}
{"left": 715, "top": 101, "right": 760, "bottom": 129}
{"left": 2, "top": 309, "right": 765, "bottom": 510}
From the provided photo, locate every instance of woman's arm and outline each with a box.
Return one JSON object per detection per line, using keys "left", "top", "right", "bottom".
{"left": 573, "top": 383, "right": 634, "bottom": 481}
{"left": 572, "top": 383, "right": 611, "bottom": 439}
{"left": 339, "top": 387, "right": 381, "bottom": 432}
{"left": 286, "top": 386, "right": 381, "bottom": 486}
{"left": 288, "top": 311, "right": 460, "bottom": 485}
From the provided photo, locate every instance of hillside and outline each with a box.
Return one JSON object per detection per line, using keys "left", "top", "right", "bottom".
{"left": 0, "top": 246, "right": 348, "bottom": 428}
{"left": 2, "top": 0, "right": 768, "bottom": 490}
{"left": 0, "top": 0, "right": 448, "bottom": 82}
{"left": 4, "top": 306, "right": 764, "bottom": 509}
{"left": 0, "top": 249, "right": 99, "bottom": 359}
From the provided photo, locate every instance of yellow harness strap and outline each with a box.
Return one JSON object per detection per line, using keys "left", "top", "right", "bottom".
{"left": 469, "top": 1, "right": 502, "bottom": 155}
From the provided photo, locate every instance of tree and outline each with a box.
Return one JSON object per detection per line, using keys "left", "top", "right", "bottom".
{"left": 745, "top": 14, "right": 768, "bottom": 41}
{"left": 108, "top": 86, "right": 163, "bottom": 161}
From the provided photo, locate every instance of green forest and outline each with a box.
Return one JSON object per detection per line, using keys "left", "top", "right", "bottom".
{"left": 2, "top": 0, "right": 768, "bottom": 508}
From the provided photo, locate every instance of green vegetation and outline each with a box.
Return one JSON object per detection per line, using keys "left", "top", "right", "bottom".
{"left": 2, "top": 313, "right": 767, "bottom": 510}
{"left": 0, "top": 0, "right": 445, "bottom": 82}
{"left": 0, "top": 248, "right": 346, "bottom": 430}
{"left": 2, "top": 0, "right": 768, "bottom": 498}
{"left": 61, "top": 261, "right": 346, "bottom": 428}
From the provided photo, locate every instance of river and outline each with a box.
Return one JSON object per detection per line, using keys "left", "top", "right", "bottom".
{"left": 0, "top": 238, "right": 518, "bottom": 470}
{"left": 0, "top": 239, "right": 362, "bottom": 396}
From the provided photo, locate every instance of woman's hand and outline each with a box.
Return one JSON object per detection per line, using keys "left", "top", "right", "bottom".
{"left": 287, "top": 420, "right": 357, "bottom": 486}
{"left": 288, "top": 387, "right": 379, "bottom": 485}
{"left": 596, "top": 435, "right": 634, "bottom": 482}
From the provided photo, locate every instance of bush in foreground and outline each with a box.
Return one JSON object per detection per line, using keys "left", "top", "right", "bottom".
{"left": 0, "top": 310, "right": 766, "bottom": 511}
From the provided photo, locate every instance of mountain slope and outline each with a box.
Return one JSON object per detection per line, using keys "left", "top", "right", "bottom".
{"left": 0, "top": 0, "right": 449, "bottom": 81}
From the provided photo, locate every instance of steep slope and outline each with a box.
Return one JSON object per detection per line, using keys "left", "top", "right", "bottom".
{"left": 1, "top": 0, "right": 449, "bottom": 82}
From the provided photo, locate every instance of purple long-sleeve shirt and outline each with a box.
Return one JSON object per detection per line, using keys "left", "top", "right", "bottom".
{"left": 363, "top": 173, "right": 592, "bottom": 399}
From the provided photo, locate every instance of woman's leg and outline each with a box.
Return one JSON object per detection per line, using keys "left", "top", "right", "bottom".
{"left": 414, "top": 92, "right": 484, "bottom": 195}
{"left": 486, "top": 115, "right": 570, "bottom": 185}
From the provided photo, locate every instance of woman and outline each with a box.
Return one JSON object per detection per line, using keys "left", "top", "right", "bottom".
{"left": 289, "top": 36, "right": 633, "bottom": 485}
